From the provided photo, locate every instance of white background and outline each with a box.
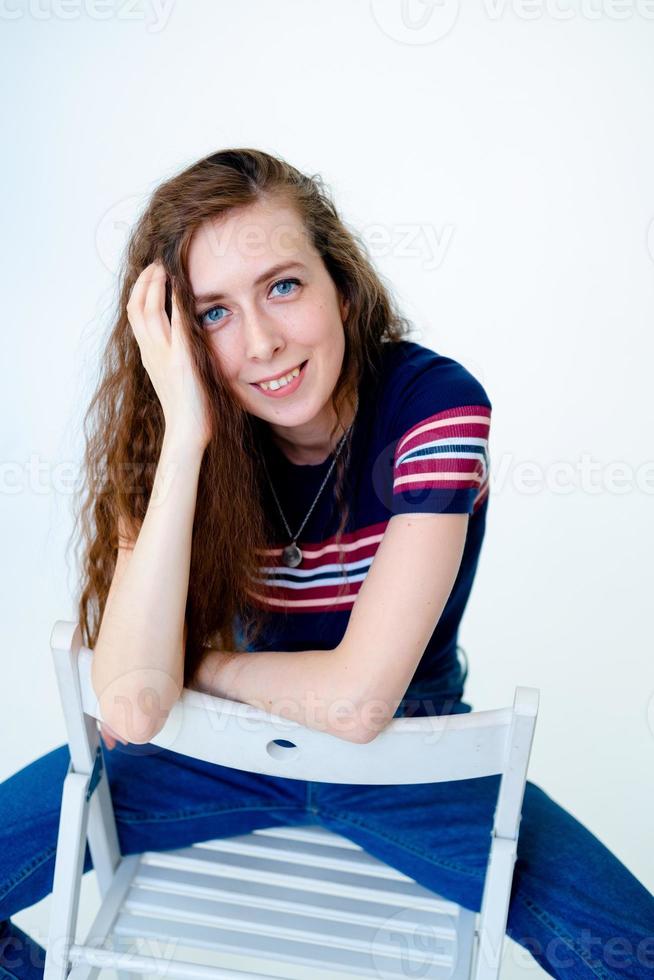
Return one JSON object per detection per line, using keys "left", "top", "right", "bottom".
{"left": 1, "top": 1, "right": 653, "bottom": 977}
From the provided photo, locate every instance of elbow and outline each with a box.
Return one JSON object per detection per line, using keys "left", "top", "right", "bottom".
{"left": 327, "top": 690, "right": 396, "bottom": 745}
{"left": 91, "top": 661, "right": 183, "bottom": 745}
{"left": 105, "top": 709, "right": 171, "bottom": 746}
{"left": 354, "top": 691, "right": 398, "bottom": 743}
{"left": 328, "top": 725, "right": 373, "bottom": 745}
{"left": 347, "top": 720, "right": 389, "bottom": 745}
{"left": 98, "top": 691, "right": 177, "bottom": 745}
{"left": 329, "top": 720, "right": 386, "bottom": 745}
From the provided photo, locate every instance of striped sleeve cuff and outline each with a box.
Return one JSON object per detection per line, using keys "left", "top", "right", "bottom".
{"left": 392, "top": 405, "right": 491, "bottom": 515}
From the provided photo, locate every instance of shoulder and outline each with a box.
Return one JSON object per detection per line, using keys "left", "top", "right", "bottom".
{"left": 374, "top": 340, "right": 493, "bottom": 516}
{"left": 379, "top": 339, "right": 492, "bottom": 421}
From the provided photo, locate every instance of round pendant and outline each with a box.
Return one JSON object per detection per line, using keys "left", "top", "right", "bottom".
{"left": 282, "top": 542, "right": 303, "bottom": 567}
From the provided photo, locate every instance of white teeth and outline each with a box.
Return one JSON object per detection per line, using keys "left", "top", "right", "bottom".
{"left": 258, "top": 364, "right": 301, "bottom": 391}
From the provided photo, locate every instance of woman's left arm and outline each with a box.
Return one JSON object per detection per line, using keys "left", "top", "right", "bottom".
{"left": 189, "top": 512, "right": 469, "bottom": 744}
{"left": 189, "top": 644, "right": 366, "bottom": 743}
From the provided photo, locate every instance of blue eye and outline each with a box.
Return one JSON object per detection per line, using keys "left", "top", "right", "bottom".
{"left": 198, "top": 277, "right": 301, "bottom": 328}
{"left": 201, "top": 306, "right": 226, "bottom": 326}
{"left": 270, "top": 277, "right": 300, "bottom": 297}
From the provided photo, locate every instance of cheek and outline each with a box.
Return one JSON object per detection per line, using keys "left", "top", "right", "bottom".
{"left": 293, "top": 309, "right": 342, "bottom": 349}
{"left": 325, "top": 319, "right": 346, "bottom": 358}
{"left": 208, "top": 337, "right": 241, "bottom": 380}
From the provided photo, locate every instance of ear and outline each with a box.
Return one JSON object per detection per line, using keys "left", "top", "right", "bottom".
{"left": 339, "top": 294, "right": 350, "bottom": 322}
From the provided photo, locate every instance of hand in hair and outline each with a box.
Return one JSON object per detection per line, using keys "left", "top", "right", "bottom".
{"left": 126, "top": 259, "right": 213, "bottom": 451}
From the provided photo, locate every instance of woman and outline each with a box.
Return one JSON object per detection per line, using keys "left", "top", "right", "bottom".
{"left": 1, "top": 149, "right": 652, "bottom": 980}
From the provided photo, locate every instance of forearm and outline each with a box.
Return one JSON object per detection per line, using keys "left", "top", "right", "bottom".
{"left": 92, "top": 430, "right": 205, "bottom": 743}
{"left": 190, "top": 647, "right": 378, "bottom": 743}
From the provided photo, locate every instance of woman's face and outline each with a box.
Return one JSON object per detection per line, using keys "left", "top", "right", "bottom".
{"left": 186, "top": 198, "right": 350, "bottom": 458}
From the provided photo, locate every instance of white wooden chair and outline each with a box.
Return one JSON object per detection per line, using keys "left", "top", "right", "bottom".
{"left": 44, "top": 619, "right": 539, "bottom": 980}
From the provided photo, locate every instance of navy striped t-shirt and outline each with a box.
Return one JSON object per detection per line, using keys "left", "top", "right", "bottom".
{"left": 239, "top": 339, "right": 492, "bottom": 715}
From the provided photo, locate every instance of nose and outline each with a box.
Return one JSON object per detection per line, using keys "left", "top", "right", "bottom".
{"left": 242, "top": 305, "right": 285, "bottom": 362}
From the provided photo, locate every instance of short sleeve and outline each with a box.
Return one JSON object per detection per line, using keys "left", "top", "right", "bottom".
{"left": 387, "top": 356, "right": 492, "bottom": 516}
{"left": 392, "top": 404, "right": 491, "bottom": 515}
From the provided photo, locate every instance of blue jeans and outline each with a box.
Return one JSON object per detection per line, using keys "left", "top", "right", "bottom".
{"left": 1, "top": 689, "right": 653, "bottom": 979}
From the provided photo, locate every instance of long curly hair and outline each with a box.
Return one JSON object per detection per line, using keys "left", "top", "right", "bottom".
{"left": 71, "top": 147, "right": 412, "bottom": 688}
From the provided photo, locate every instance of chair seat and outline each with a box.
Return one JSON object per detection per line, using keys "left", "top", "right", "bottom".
{"left": 70, "top": 825, "right": 478, "bottom": 980}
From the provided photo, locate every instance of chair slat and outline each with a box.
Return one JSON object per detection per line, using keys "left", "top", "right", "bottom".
{"left": 134, "top": 861, "right": 461, "bottom": 922}
{"left": 138, "top": 845, "right": 446, "bottom": 905}
{"left": 68, "top": 944, "right": 286, "bottom": 980}
{"left": 123, "top": 884, "right": 458, "bottom": 948}
{"left": 191, "top": 832, "right": 416, "bottom": 879}
{"left": 251, "top": 824, "right": 366, "bottom": 849}
{"left": 113, "top": 910, "right": 462, "bottom": 978}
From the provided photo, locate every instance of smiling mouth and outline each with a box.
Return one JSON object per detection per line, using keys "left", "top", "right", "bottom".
{"left": 250, "top": 359, "right": 308, "bottom": 390}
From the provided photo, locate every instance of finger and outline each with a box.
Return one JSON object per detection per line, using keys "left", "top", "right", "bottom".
{"left": 126, "top": 260, "right": 162, "bottom": 320}
{"left": 127, "top": 261, "right": 169, "bottom": 343}
{"left": 102, "top": 721, "right": 128, "bottom": 746}
{"left": 169, "top": 287, "right": 189, "bottom": 350}
{"left": 101, "top": 730, "right": 116, "bottom": 750}
{"left": 142, "top": 262, "right": 173, "bottom": 342}
{"left": 170, "top": 284, "right": 181, "bottom": 328}
{"left": 108, "top": 726, "right": 129, "bottom": 746}
{"left": 143, "top": 261, "right": 167, "bottom": 316}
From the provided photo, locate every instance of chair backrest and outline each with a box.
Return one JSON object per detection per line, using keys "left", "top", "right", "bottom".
{"left": 51, "top": 620, "right": 538, "bottom": 818}
{"left": 51, "top": 619, "right": 539, "bottom": 980}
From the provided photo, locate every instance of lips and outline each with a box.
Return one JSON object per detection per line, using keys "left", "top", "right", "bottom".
{"left": 250, "top": 360, "right": 307, "bottom": 387}
{"left": 250, "top": 359, "right": 309, "bottom": 398}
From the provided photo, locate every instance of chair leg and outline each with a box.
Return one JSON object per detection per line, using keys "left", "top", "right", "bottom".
{"left": 86, "top": 758, "right": 122, "bottom": 897}
{"left": 65, "top": 856, "right": 141, "bottom": 980}
{"left": 44, "top": 767, "right": 93, "bottom": 980}
{"left": 472, "top": 835, "right": 517, "bottom": 980}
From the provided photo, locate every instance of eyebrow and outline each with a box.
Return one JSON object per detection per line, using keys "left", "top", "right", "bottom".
{"left": 193, "top": 261, "right": 308, "bottom": 308}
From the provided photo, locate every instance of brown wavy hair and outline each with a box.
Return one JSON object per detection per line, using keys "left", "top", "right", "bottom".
{"left": 70, "top": 147, "right": 412, "bottom": 688}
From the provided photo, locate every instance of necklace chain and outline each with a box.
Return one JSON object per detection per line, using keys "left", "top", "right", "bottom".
{"left": 260, "top": 395, "right": 359, "bottom": 568}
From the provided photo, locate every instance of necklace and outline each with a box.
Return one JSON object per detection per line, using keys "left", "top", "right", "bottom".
{"left": 260, "top": 395, "right": 359, "bottom": 568}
